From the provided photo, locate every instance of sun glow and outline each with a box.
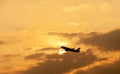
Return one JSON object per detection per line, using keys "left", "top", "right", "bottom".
{"left": 46, "top": 36, "right": 69, "bottom": 47}
{"left": 58, "top": 41, "right": 68, "bottom": 55}
{"left": 58, "top": 41, "right": 68, "bottom": 46}
{"left": 59, "top": 49, "right": 66, "bottom": 55}
{"left": 58, "top": 41, "right": 67, "bottom": 55}
{"left": 46, "top": 36, "right": 68, "bottom": 55}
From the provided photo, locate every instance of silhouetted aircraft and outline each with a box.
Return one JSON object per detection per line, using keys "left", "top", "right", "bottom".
{"left": 61, "top": 46, "right": 80, "bottom": 52}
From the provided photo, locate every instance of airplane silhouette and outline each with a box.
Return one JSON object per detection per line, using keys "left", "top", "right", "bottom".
{"left": 61, "top": 46, "right": 80, "bottom": 52}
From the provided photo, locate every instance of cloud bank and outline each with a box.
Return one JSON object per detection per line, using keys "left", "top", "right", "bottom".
{"left": 80, "top": 29, "right": 120, "bottom": 51}
{"left": 76, "top": 60, "right": 120, "bottom": 74}
{"left": 21, "top": 50, "right": 99, "bottom": 74}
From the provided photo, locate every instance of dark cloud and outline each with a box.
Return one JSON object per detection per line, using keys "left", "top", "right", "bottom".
{"left": 80, "top": 29, "right": 120, "bottom": 51}
{"left": 3, "top": 54, "right": 20, "bottom": 58}
{"left": 25, "top": 47, "right": 59, "bottom": 60}
{"left": 49, "top": 29, "right": 120, "bottom": 51}
{"left": 20, "top": 49, "right": 101, "bottom": 74}
{"left": 36, "top": 47, "right": 59, "bottom": 51}
{"left": 76, "top": 60, "right": 120, "bottom": 74}
{"left": 0, "top": 40, "right": 5, "bottom": 45}
{"left": 25, "top": 53, "right": 45, "bottom": 60}
{"left": 48, "top": 32, "right": 84, "bottom": 39}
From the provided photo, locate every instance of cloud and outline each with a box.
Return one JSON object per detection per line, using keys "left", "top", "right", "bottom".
{"left": 49, "top": 29, "right": 120, "bottom": 51}
{"left": 3, "top": 54, "right": 20, "bottom": 58}
{"left": 48, "top": 32, "right": 84, "bottom": 39}
{"left": 63, "top": 3, "right": 92, "bottom": 12}
{"left": 25, "top": 53, "right": 45, "bottom": 60}
{"left": 0, "top": 40, "right": 5, "bottom": 45}
{"left": 80, "top": 29, "right": 120, "bottom": 51}
{"left": 20, "top": 49, "right": 99, "bottom": 74}
{"left": 76, "top": 60, "right": 120, "bottom": 74}
{"left": 36, "top": 47, "right": 59, "bottom": 51}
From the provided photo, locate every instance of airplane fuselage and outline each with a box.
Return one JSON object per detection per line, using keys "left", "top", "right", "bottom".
{"left": 61, "top": 46, "right": 80, "bottom": 52}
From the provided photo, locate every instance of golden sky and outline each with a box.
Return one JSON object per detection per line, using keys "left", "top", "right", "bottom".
{"left": 0, "top": 0, "right": 120, "bottom": 74}
{"left": 0, "top": 0, "right": 120, "bottom": 32}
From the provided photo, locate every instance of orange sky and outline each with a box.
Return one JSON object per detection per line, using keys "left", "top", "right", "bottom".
{"left": 0, "top": 0, "right": 120, "bottom": 74}
{"left": 0, "top": 0, "right": 120, "bottom": 32}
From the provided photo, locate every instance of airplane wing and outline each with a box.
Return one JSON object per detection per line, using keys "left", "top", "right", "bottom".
{"left": 61, "top": 46, "right": 70, "bottom": 49}
{"left": 61, "top": 46, "right": 74, "bottom": 51}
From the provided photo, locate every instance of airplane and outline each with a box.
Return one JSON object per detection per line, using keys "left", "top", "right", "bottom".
{"left": 61, "top": 46, "right": 80, "bottom": 52}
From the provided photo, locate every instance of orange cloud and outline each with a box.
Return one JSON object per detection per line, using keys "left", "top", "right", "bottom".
{"left": 80, "top": 29, "right": 120, "bottom": 51}
{"left": 20, "top": 50, "right": 99, "bottom": 74}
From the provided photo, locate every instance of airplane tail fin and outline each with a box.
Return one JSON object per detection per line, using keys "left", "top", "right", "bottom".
{"left": 76, "top": 48, "right": 80, "bottom": 52}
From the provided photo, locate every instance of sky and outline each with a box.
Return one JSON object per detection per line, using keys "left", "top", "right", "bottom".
{"left": 0, "top": 0, "right": 120, "bottom": 74}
